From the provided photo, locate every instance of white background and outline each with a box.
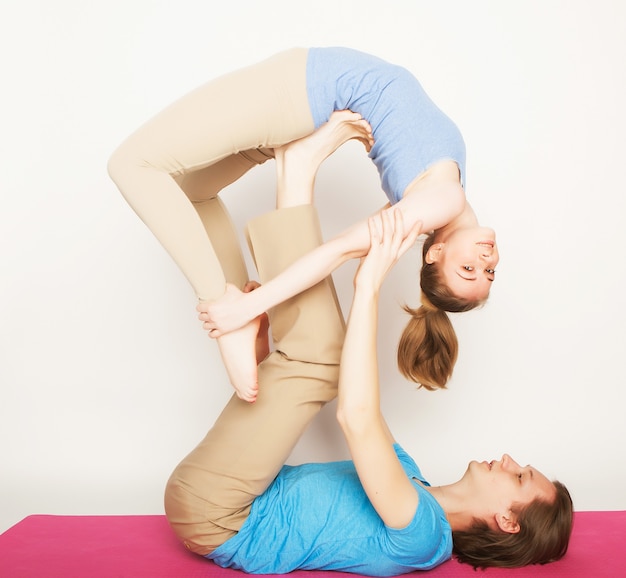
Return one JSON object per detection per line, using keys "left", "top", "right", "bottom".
{"left": 1, "top": 0, "right": 625, "bottom": 534}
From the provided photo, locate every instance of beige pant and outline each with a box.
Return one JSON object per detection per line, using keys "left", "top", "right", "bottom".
{"left": 107, "top": 48, "right": 313, "bottom": 301}
{"left": 164, "top": 205, "right": 345, "bottom": 555}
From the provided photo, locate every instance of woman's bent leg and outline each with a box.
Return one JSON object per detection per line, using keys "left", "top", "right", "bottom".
{"left": 107, "top": 49, "right": 313, "bottom": 397}
{"left": 176, "top": 150, "right": 275, "bottom": 401}
{"left": 172, "top": 147, "right": 276, "bottom": 292}
{"left": 164, "top": 206, "right": 344, "bottom": 554}
{"left": 107, "top": 47, "right": 312, "bottom": 301}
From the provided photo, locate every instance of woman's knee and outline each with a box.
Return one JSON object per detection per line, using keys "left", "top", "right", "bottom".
{"left": 106, "top": 145, "right": 125, "bottom": 184}
{"left": 106, "top": 141, "right": 141, "bottom": 188}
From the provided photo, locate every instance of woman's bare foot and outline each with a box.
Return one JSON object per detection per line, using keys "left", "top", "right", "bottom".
{"left": 208, "top": 282, "right": 269, "bottom": 403}
{"left": 243, "top": 281, "right": 270, "bottom": 364}
{"left": 274, "top": 110, "right": 374, "bottom": 208}
{"left": 216, "top": 320, "right": 261, "bottom": 403}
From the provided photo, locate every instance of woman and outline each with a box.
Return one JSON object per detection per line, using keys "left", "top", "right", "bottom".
{"left": 165, "top": 147, "right": 571, "bottom": 574}
{"left": 108, "top": 47, "right": 499, "bottom": 401}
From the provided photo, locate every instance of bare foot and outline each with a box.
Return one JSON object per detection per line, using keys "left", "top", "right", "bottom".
{"left": 216, "top": 319, "right": 260, "bottom": 403}
{"left": 274, "top": 110, "right": 374, "bottom": 207}
{"left": 211, "top": 282, "right": 269, "bottom": 403}
{"left": 243, "top": 281, "right": 270, "bottom": 364}
{"left": 276, "top": 109, "right": 374, "bottom": 170}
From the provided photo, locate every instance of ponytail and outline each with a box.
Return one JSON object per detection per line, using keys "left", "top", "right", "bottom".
{"left": 397, "top": 298, "right": 457, "bottom": 390}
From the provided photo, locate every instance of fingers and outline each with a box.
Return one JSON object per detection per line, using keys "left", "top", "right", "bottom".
{"left": 394, "top": 211, "right": 421, "bottom": 259}
{"left": 367, "top": 214, "right": 382, "bottom": 245}
{"left": 356, "top": 209, "right": 414, "bottom": 290}
{"left": 243, "top": 280, "right": 261, "bottom": 293}
{"left": 197, "top": 306, "right": 220, "bottom": 338}
{"left": 373, "top": 208, "right": 403, "bottom": 246}
{"left": 398, "top": 219, "right": 422, "bottom": 256}
{"left": 368, "top": 209, "right": 419, "bottom": 262}
{"left": 205, "top": 326, "right": 223, "bottom": 338}
{"left": 200, "top": 315, "right": 221, "bottom": 337}
{"left": 196, "top": 282, "right": 250, "bottom": 336}
{"left": 198, "top": 304, "right": 223, "bottom": 337}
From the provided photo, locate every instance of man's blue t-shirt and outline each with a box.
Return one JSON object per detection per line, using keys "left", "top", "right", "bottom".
{"left": 305, "top": 46, "right": 466, "bottom": 205}
{"left": 207, "top": 445, "right": 452, "bottom": 576}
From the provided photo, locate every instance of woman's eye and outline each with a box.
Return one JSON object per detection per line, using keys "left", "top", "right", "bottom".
{"left": 463, "top": 265, "right": 474, "bottom": 271}
{"left": 518, "top": 473, "right": 523, "bottom": 482}
{"left": 486, "top": 268, "right": 496, "bottom": 274}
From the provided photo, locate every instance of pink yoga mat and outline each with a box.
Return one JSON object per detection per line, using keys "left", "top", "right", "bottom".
{"left": 0, "top": 511, "right": 624, "bottom": 577}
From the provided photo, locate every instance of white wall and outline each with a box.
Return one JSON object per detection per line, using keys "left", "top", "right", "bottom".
{"left": 1, "top": 0, "right": 625, "bottom": 534}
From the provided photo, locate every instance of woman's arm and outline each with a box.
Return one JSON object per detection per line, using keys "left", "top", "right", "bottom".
{"left": 200, "top": 175, "right": 463, "bottom": 336}
{"left": 199, "top": 209, "right": 375, "bottom": 335}
{"left": 336, "top": 209, "right": 422, "bottom": 529}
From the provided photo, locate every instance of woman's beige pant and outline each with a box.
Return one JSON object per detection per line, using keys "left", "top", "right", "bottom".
{"left": 163, "top": 205, "right": 346, "bottom": 555}
{"left": 107, "top": 48, "right": 313, "bottom": 302}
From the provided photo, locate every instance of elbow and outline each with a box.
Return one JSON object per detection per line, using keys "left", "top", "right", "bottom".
{"left": 448, "top": 183, "right": 466, "bottom": 219}
{"left": 429, "top": 184, "right": 466, "bottom": 231}
{"left": 336, "top": 403, "right": 372, "bottom": 438}
{"left": 336, "top": 406, "right": 349, "bottom": 431}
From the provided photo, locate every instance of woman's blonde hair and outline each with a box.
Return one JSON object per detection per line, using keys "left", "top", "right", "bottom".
{"left": 397, "top": 233, "right": 484, "bottom": 390}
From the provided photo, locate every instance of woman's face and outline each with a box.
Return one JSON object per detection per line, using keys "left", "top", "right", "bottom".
{"left": 426, "top": 227, "right": 500, "bottom": 302}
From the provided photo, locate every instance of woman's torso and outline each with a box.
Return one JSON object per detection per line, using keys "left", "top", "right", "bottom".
{"left": 305, "top": 46, "right": 466, "bottom": 204}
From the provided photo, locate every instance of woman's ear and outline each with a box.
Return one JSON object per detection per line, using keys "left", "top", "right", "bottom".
{"left": 425, "top": 243, "right": 444, "bottom": 264}
{"left": 495, "top": 511, "right": 520, "bottom": 534}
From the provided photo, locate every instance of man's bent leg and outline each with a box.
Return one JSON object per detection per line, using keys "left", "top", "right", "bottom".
{"left": 164, "top": 206, "right": 344, "bottom": 554}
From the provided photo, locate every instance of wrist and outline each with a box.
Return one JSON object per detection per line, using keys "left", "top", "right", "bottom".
{"left": 245, "top": 285, "right": 267, "bottom": 319}
{"left": 353, "top": 283, "right": 380, "bottom": 304}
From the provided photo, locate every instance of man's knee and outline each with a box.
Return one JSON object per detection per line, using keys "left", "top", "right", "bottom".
{"left": 164, "top": 474, "right": 237, "bottom": 556}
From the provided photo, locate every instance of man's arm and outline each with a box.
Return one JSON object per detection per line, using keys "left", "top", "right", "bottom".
{"left": 337, "top": 210, "right": 422, "bottom": 529}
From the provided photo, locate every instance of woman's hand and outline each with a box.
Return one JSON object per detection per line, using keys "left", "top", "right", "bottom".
{"left": 197, "top": 283, "right": 254, "bottom": 337}
{"left": 354, "top": 208, "right": 422, "bottom": 294}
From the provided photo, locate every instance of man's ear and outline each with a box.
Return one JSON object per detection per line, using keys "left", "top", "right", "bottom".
{"left": 425, "top": 243, "right": 444, "bottom": 264}
{"left": 495, "top": 511, "right": 520, "bottom": 534}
